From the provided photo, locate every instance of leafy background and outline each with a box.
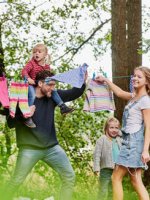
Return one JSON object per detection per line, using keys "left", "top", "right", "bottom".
{"left": 0, "top": 0, "right": 150, "bottom": 199}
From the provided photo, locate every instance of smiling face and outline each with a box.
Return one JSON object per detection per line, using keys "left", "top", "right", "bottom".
{"left": 132, "top": 69, "right": 147, "bottom": 90}
{"left": 32, "top": 44, "right": 48, "bottom": 64}
{"left": 106, "top": 121, "right": 120, "bottom": 138}
{"left": 38, "top": 80, "right": 56, "bottom": 97}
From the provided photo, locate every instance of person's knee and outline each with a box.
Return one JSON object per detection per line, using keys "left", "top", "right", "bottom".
{"left": 111, "top": 171, "right": 122, "bottom": 184}
{"left": 68, "top": 170, "right": 75, "bottom": 183}
{"left": 62, "top": 169, "right": 75, "bottom": 184}
{"left": 130, "top": 175, "right": 141, "bottom": 188}
{"left": 111, "top": 173, "right": 116, "bottom": 184}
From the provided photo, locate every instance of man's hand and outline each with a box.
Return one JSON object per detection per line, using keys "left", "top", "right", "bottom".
{"left": 84, "top": 71, "right": 88, "bottom": 82}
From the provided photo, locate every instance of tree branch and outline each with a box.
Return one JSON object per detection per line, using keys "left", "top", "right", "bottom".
{"left": 53, "top": 18, "right": 111, "bottom": 63}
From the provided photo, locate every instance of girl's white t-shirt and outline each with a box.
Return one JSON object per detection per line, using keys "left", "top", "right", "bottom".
{"left": 124, "top": 95, "right": 150, "bottom": 134}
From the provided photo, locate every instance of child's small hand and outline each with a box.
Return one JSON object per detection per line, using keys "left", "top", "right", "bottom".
{"left": 142, "top": 150, "right": 150, "bottom": 164}
{"left": 28, "top": 78, "right": 35, "bottom": 85}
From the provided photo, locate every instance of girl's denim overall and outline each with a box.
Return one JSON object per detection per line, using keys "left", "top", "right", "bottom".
{"left": 116, "top": 98, "right": 145, "bottom": 168}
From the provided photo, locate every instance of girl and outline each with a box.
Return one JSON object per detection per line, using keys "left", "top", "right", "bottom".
{"left": 22, "top": 43, "right": 74, "bottom": 127}
{"left": 96, "top": 66, "right": 150, "bottom": 200}
{"left": 93, "top": 117, "right": 122, "bottom": 200}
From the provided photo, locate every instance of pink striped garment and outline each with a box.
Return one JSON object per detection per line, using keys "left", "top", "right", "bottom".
{"left": 83, "top": 79, "right": 115, "bottom": 112}
{"left": 9, "top": 81, "right": 31, "bottom": 118}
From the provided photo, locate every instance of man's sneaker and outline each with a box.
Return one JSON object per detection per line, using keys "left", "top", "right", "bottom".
{"left": 24, "top": 117, "right": 36, "bottom": 128}
{"left": 60, "top": 103, "right": 75, "bottom": 115}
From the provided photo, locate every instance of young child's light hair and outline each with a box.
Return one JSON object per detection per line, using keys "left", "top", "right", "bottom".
{"left": 134, "top": 66, "right": 150, "bottom": 95}
{"left": 32, "top": 43, "right": 51, "bottom": 65}
{"left": 104, "top": 117, "right": 120, "bottom": 134}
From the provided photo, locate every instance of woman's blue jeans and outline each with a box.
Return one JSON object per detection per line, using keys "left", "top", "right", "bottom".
{"left": 3, "top": 145, "right": 75, "bottom": 200}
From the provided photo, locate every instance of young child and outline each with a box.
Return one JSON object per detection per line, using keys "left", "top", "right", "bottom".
{"left": 22, "top": 43, "right": 74, "bottom": 128}
{"left": 93, "top": 117, "right": 122, "bottom": 200}
{"left": 96, "top": 66, "right": 150, "bottom": 200}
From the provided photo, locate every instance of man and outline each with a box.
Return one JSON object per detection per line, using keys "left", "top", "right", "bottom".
{"left": 4, "top": 70, "right": 86, "bottom": 200}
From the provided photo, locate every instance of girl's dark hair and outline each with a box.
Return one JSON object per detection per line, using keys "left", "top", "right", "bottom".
{"left": 35, "top": 70, "right": 55, "bottom": 86}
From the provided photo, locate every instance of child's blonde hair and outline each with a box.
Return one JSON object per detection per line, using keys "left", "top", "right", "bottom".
{"left": 32, "top": 43, "right": 51, "bottom": 64}
{"left": 134, "top": 66, "right": 150, "bottom": 95}
{"left": 104, "top": 117, "right": 120, "bottom": 134}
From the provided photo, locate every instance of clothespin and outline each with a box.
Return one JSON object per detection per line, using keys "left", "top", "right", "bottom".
{"left": 99, "top": 67, "right": 107, "bottom": 78}
{"left": 92, "top": 72, "right": 96, "bottom": 80}
{"left": 103, "top": 72, "right": 107, "bottom": 78}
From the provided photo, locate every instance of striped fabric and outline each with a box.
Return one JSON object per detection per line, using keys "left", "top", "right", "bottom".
{"left": 50, "top": 63, "right": 88, "bottom": 88}
{"left": 0, "top": 77, "right": 9, "bottom": 108}
{"left": 83, "top": 79, "right": 115, "bottom": 112}
{"left": 9, "top": 82, "right": 31, "bottom": 118}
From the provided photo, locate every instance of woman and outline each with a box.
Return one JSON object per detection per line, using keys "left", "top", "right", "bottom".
{"left": 96, "top": 66, "right": 150, "bottom": 200}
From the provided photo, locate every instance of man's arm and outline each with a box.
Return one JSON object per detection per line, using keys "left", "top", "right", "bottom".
{"left": 57, "top": 84, "right": 86, "bottom": 103}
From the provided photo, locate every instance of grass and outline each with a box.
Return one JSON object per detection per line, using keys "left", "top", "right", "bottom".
{"left": 0, "top": 170, "right": 144, "bottom": 200}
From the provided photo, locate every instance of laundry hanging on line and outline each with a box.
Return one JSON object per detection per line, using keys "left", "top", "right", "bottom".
{"left": 0, "top": 76, "right": 10, "bottom": 108}
{"left": 83, "top": 79, "right": 116, "bottom": 113}
{"left": 45, "top": 63, "right": 88, "bottom": 88}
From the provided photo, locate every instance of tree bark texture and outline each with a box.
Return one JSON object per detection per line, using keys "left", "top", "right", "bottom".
{"left": 111, "top": 0, "right": 128, "bottom": 121}
{"left": 127, "top": 0, "right": 142, "bottom": 74}
{"left": 111, "top": 0, "right": 142, "bottom": 122}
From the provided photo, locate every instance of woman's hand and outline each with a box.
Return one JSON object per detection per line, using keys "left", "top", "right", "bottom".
{"left": 95, "top": 76, "right": 107, "bottom": 83}
{"left": 142, "top": 150, "right": 150, "bottom": 164}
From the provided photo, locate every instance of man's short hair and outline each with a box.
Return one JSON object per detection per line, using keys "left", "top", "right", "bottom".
{"left": 35, "top": 70, "right": 55, "bottom": 86}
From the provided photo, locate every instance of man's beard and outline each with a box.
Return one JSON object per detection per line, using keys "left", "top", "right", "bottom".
{"left": 41, "top": 89, "right": 52, "bottom": 97}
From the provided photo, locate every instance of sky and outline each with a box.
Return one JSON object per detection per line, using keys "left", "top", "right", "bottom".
{"left": 73, "top": 0, "right": 150, "bottom": 79}
{"left": 0, "top": 0, "right": 149, "bottom": 78}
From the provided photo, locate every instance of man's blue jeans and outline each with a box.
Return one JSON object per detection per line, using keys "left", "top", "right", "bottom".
{"left": 4, "top": 145, "right": 75, "bottom": 200}
{"left": 28, "top": 85, "right": 63, "bottom": 106}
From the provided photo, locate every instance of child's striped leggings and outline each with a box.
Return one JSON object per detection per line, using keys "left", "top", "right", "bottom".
{"left": 9, "top": 82, "right": 31, "bottom": 118}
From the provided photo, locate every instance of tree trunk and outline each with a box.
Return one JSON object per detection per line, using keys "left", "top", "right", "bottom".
{"left": 0, "top": 23, "right": 5, "bottom": 76}
{"left": 111, "top": 0, "right": 142, "bottom": 122}
{"left": 126, "top": 0, "right": 142, "bottom": 74}
{"left": 112, "top": 0, "right": 150, "bottom": 187}
{"left": 111, "top": 0, "right": 128, "bottom": 122}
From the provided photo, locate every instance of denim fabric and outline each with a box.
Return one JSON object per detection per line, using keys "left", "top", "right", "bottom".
{"left": 28, "top": 85, "right": 63, "bottom": 106}
{"left": 117, "top": 127, "right": 145, "bottom": 168}
{"left": 51, "top": 90, "right": 63, "bottom": 106}
{"left": 28, "top": 85, "right": 35, "bottom": 106}
{"left": 3, "top": 145, "right": 75, "bottom": 200}
{"left": 117, "top": 98, "right": 145, "bottom": 168}
{"left": 97, "top": 168, "right": 113, "bottom": 200}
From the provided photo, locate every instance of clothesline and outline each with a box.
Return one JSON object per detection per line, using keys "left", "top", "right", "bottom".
{"left": 90, "top": 74, "right": 132, "bottom": 79}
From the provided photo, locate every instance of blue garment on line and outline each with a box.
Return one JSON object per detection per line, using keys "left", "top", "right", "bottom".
{"left": 45, "top": 63, "right": 88, "bottom": 88}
